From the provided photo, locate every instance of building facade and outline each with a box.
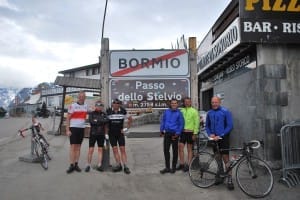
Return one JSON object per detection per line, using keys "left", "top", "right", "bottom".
{"left": 197, "top": 0, "right": 300, "bottom": 162}
{"left": 41, "top": 63, "right": 101, "bottom": 111}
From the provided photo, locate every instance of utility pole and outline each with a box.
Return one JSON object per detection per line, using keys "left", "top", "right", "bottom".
{"left": 99, "top": 0, "right": 110, "bottom": 170}
{"left": 189, "top": 37, "right": 199, "bottom": 109}
{"left": 100, "top": 0, "right": 109, "bottom": 105}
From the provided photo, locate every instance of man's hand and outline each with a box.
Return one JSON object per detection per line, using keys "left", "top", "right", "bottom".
{"left": 210, "top": 134, "right": 221, "bottom": 141}
{"left": 66, "top": 130, "right": 72, "bottom": 137}
{"left": 192, "top": 134, "right": 197, "bottom": 141}
{"left": 160, "top": 131, "right": 165, "bottom": 137}
{"left": 171, "top": 135, "right": 178, "bottom": 141}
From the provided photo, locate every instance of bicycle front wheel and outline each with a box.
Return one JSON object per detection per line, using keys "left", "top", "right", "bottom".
{"left": 189, "top": 151, "right": 218, "bottom": 188}
{"left": 236, "top": 156, "right": 273, "bottom": 198}
{"left": 34, "top": 142, "right": 48, "bottom": 170}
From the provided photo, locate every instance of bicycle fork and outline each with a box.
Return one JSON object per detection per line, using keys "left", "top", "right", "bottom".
{"left": 246, "top": 158, "right": 258, "bottom": 179}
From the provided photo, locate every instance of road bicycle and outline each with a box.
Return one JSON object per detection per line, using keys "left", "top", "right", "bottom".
{"left": 189, "top": 137, "right": 274, "bottom": 198}
{"left": 19, "top": 126, "right": 51, "bottom": 170}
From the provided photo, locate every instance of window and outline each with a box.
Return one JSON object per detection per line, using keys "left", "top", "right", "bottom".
{"left": 48, "top": 97, "right": 54, "bottom": 107}
{"left": 86, "top": 69, "right": 90, "bottom": 76}
{"left": 92, "top": 67, "right": 99, "bottom": 75}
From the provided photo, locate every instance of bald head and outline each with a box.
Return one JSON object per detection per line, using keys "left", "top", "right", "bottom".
{"left": 211, "top": 96, "right": 221, "bottom": 110}
{"left": 77, "top": 91, "right": 86, "bottom": 105}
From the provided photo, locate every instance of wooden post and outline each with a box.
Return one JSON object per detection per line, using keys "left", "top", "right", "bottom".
{"left": 189, "top": 37, "right": 199, "bottom": 109}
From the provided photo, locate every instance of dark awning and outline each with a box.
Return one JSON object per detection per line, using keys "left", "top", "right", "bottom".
{"left": 54, "top": 76, "right": 101, "bottom": 89}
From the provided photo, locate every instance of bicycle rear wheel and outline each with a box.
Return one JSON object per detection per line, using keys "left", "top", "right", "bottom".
{"left": 34, "top": 142, "right": 48, "bottom": 170}
{"left": 236, "top": 156, "right": 273, "bottom": 198}
{"left": 189, "top": 152, "right": 218, "bottom": 188}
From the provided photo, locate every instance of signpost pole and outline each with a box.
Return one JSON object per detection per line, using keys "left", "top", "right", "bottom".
{"left": 189, "top": 37, "right": 199, "bottom": 109}
{"left": 100, "top": 38, "right": 110, "bottom": 170}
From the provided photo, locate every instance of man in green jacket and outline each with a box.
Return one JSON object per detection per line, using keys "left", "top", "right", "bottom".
{"left": 177, "top": 97, "right": 199, "bottom": 172}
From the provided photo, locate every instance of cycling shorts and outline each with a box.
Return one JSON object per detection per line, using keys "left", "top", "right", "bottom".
{"left": 179, "top": 131, "right": 194, "bottom": 144}
{"left": 109, "top": 132, "right": 125, "bottom": 147}
{"left": 69, "top": 127, "right": 84, "bottom": 145}
{"left": 213, "top": 134, "right": 230, "bottom": 155}
{"left": 89, "top": 134, "right": 105, "bottom": 148}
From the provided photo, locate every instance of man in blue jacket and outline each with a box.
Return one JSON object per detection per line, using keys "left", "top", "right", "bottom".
{"left": 160, "top": 98, "right": 184, "bottom": 174}
{"left": 205, "top": 96, "right": 234, "bottom": 190}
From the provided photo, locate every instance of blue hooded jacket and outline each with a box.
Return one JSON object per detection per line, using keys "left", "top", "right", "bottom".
{"left": 160, "top": 108, "right": 184, "bottom": 136}
{"left": 205, "top": 106, "right": 233, "bottom": 137}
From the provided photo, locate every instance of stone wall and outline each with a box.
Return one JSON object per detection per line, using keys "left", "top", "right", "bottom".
{"left": 130, "top": 111, "right": 161, "bottom": 127}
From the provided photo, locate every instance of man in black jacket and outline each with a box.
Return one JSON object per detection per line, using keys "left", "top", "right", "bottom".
{"left": 85, "top": 101, "right": 109, "bottom": 172}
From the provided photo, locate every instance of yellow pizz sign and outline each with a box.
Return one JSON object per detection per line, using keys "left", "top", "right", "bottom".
{"left": 245, "top": 0, "right": 300, "bottom": 12}
{"left": 64, "top": 95, "right": 73, "bottom": 105}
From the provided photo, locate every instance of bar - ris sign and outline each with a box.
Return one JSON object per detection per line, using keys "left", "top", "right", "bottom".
{"left": 240, "top": 0, "right": 300, "bottom": 43}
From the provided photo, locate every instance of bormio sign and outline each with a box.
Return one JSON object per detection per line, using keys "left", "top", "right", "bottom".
{"left": 110, "top": 50, "right": 189, "bottom": 77}
{"left": 109, "top": 50, "right": 190, "bottom": 109}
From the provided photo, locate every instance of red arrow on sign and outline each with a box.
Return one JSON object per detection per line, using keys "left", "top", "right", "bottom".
{"left": 111, "top": 50, "right": 186, "bottom": 77}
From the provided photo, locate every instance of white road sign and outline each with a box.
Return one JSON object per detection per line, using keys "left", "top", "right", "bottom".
{"left": 110, "top": 50, "right": 189, "bottom": 77}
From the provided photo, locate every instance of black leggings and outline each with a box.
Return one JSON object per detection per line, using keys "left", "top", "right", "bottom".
{"left": 163, "top": 133, "right": 179, "bottom": 169}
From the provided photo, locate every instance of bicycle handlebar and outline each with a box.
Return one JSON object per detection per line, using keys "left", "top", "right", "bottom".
{"left": 208, "top": 137, "right": 222, "bottom": 141}
{"left": 18, "top": 126, "right": 35, "bottom": 138}
{"left": 18, "top": 130, "right": 25, "bottom": 138}
{"left": 248, "top": 140, "right": 261, "bottom": 149}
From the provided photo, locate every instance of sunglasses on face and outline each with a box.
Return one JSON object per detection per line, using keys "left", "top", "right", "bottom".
{"left": 113, "top": 102, "right": 120, "bottom": 104}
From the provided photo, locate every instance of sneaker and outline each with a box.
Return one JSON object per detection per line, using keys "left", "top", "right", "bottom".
{"left": 124, "top": 166, "right": 131, "bottom": 174}
{"left": 170, "top": 168, "right": 176, "bottom": 174}
{"left": 176, "top": 164, "right": 184, "bottom": 171}
{"left": 66, "top": 165, "right": 74, "bottom": 174}
{"left": 227, "top": 176, "right": 234, "bottom": 190}
{"left": 160, "top": 168, "right": 171, "bottom": 174}
{"left": 97, "top": 165, "right": 104, "bottom": 172}
{"left": 183, "top": 164, "right": 189, "bottom": 172}
{"left": 74, "top": 165, "right": 81, "bottom": 172}
{"left": 85, "top": 166, "right": 90, "bottom": 172}
{"left": 112, "top": 164, "right": 122, "bottom": 172}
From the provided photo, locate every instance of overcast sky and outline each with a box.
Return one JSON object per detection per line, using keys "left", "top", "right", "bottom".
{"left": 0, "top": 0, "right": 231, "bottom": 88}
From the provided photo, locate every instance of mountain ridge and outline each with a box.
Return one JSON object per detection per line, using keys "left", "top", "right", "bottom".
{"left": 0, "top": 82, "right": 55, "bottom": 109}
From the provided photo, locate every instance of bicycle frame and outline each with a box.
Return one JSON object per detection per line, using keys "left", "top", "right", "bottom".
{"left": 209, "top": 140, "right": 257, "bottom": 177}
{"left": 19, "top": 126, "right": 50, "bottom": 170}
{"left": 189, "top": 139, "right": 273, "bottom": 198}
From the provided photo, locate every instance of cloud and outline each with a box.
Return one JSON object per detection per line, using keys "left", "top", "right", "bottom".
{"left": 0, "top": 0, "right": 231, "bottom": 88}
{"left": 0, "top": 0, "right": 19, "bottom": 11}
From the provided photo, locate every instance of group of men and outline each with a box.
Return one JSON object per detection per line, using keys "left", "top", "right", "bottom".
{"left": 65, "top": 91, "right": 132, "bottom": 175}
{"left": 64, "top": 91, "right": 234, "bottom": 190}
{"left": 160, "top": 96, "right": 234, "bottom": 190}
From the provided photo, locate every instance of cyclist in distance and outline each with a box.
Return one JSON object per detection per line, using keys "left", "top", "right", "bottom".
{"left": 205, "top": 96, "right": 234, "bottom": 190}
{"left": 31, "top": 115, "right": 49, "bottom": 146}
